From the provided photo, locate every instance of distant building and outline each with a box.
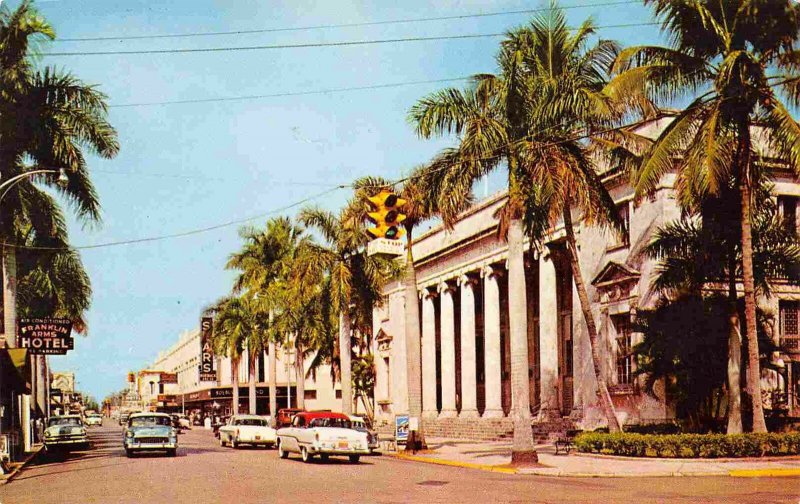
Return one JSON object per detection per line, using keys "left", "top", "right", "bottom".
{"left": 148, "top": 328, "right": 341, "bottom": 418}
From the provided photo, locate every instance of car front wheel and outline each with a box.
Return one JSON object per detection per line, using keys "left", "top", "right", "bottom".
{"left": 166, "top": 449, "right": 176, "bottom": 457}
{"left": 301, "top": 446, "right": 312, "bottom": 463}
{"left": 278, "top": 441, "right": 288, "bottom": 459}
{"left": 231, "top": 438, "right": 238, "bottom": 449}
{"left": 125, "top": 448, "right": 133, "bottom": 458}
{"left": 219, "top": 437, "right": 226, "bottom": 447}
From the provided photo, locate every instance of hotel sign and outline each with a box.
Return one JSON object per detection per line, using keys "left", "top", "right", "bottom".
{"left": 198, "top": 317, "right": 216, "bottom": 382}
{"left": 18, "top": 318, "right": 73, "bottom": 355}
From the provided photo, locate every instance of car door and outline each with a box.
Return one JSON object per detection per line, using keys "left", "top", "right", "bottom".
{"left": 221, "top": 417, "right": 235, "bottom": 443}
{"left": 286, "top": 415, "right": 305, "bottom": 452}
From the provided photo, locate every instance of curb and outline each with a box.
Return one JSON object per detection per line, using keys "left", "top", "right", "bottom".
{"left": 729, "top": 468, "right": 800, "bottom": 478}
{"left": 387, "top": 452, "right": 519, "bottom": 474}
{"left": 0, "top": 445, "right": 43, "bottom": 485}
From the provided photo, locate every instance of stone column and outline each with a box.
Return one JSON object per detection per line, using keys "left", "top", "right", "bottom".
{"left": 421, "top": 288, "right": 439, "bottom": 418}
{"left": 538, "top": 250, "right": 560, "bottom": 418}
{"left": 438, "top": 281, "right": 457, "bottom": 418}
{"left": 458, "top": 274, "right": 479, "bottom": 418}
{"left": 482, "top": 265, "right": 504, "bottom": 418}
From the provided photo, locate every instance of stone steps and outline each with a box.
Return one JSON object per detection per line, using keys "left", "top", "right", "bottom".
{"left": 372, "top": 415, "right": 576, "bottom": 443}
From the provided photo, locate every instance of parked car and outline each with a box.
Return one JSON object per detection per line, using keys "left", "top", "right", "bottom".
{"left": 276, "top": 408, "right": 304, "bottom": 428}
{"left": 85, "top": 414, "right": 103, "bottom": 427}
{"left": 44, "top": 415, "right": 89, "bottom": 452}
{"left": 348, "top": 415, "right": 379, "bottom": 453}
{"left": 277, "top": 411, "right": 369, "bottom": 463}
{"left": 123, "top": 412, "right": 178, "bottom": 457}
{"left": 118, "top": 410, "right": 138, "bottom": 427}
{"left": 218, "top": 415, "right": 277, "bottom": 449}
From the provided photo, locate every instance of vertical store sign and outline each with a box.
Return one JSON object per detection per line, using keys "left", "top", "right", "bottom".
{"left": 199, "top": 317, "right": 216, "bottom": 381}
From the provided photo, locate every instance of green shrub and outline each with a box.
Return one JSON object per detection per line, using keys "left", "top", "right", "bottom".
{"left": 574, "top": 432, "right": 800, "bottom": 458}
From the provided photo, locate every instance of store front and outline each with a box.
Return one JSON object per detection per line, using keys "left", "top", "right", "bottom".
{"left": 180, "top": 385, "right": 297, "bottom": 422}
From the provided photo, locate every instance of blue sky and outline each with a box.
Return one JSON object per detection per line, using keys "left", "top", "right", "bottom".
{"left": 4, "top": 0, "right": 663, "bottom": 401}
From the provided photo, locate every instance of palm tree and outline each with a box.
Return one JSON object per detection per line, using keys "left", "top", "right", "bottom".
{"left": 645, "top": 183, "right": 800, "bottom": 432}
{"left": 299, "top": 204, "right": 395, "bottom": 415}
{"left": 607, "top": 0, "right": 800, "bottom": 432}
{"left": 0, "top": 1, "right": 118, "bottom": 347}
{"left": 410, "top": 8, "right": 625, "bottom": 455}
{"left": 226, "top": 217, "right": 310, "bottom": 417}
{"left": 206, "top": 296, "right": 262, "bottom": 416}
{"left": 353, "top": 165, "right": 471, "bottom": 449}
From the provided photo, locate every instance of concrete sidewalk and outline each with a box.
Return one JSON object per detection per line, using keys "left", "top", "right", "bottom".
{"left": 387, "top": 437, "right": 800, "bottom": 477}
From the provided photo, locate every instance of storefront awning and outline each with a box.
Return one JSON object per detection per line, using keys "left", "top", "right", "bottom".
{"left": 1, "top": 348, "right": 31, "bottom": 393}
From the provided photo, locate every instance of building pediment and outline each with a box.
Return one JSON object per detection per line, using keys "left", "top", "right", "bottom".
{"left": 375, "top": 329, "right": 392, "bottom": 353}
{"left": 591, "top": 261, "right": 640, "bottom": 289}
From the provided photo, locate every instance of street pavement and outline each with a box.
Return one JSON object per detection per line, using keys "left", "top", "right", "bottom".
{"left": 1, "top": 424, "right": 798, "bottom": 503}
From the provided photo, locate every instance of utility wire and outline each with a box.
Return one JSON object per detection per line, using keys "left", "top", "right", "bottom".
{"left": 44, "top": 22, "right": 660, "bottom": 57}
{"left": 56, "top": 1, "right": 643, "bottom": 43}
{"left": 3, "top": 185, "right": 348, "bottom": 251}
{"left": 110, "top": 77, "right": 472, "bottom": 108}
{"left": 9, "top": 69, "right": 751, "bottom": 252}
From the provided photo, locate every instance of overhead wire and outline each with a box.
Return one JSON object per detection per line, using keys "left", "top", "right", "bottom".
{"left": 44, "top": 22, "right": 660, "bottom": 57}
{"left": 109, "top": 77, "right": 473, "bottom": 108}
{"left": 3, "top": 68, "right": 730, "bottom": 252}
{"left": 55, "top": 1, "right": 644, "bottom": 42}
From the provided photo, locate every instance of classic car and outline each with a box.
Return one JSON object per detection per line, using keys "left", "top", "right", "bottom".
{"left": 276, "top": 408, "right": 304, "bottom": 427}
{"left": 123, "top": 412, "right": 178, "bottom": 457}
{"left": 349, "top": 415, "right": 379, "bottom": 453}
{"left": 218, "top": 415, "right": 277, "bottom": 448}
{"left": 277, "top": 412, "right": 369, "bottom": 463}
{"left": 44, "top": 415, "right": 89, "bottom": 452}
{"left": 85, "top": 414, "right": 103, "bottom": 427}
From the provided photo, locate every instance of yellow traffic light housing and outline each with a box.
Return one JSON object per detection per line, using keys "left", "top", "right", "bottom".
{"left": 366, "top": 189, "right": 406, "bottom": 240}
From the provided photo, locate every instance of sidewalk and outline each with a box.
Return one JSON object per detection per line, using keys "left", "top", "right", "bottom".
{"left": 0, "top": 443, "right": 44, "bottom": 485}
{"left": 387, "top": 438, "right": 800, "bottom": 477}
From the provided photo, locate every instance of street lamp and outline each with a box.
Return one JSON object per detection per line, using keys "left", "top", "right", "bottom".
{"left": 0, "top": 167, "right": 70, "bottom": 204}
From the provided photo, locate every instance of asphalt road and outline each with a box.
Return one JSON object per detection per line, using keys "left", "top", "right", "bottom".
{"left": 1, "top": 423, "right": 798, "bottom": 504}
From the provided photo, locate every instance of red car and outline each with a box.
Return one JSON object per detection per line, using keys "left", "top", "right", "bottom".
{"left": 276, "top": 408, "right": 304, "bottom": 427}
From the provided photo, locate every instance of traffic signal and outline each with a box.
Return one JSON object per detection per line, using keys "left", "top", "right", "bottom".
{"left": 366, "top": 189, "right": 406, "bottom": 240}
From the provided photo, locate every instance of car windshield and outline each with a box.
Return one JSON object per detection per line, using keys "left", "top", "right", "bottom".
{"left": 48, "top": 417, "right": 81, "bottom": 427}
{"left": 308, "top": 418, "right": 352, "bottom": 429}
{"left": 129, "top": 416, "right": 171, "bottom": 427}
{"left": 234, "top": 418, "right": 267, "bottom": 427}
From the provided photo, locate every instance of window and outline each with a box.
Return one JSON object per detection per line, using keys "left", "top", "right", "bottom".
{"left": 335, "top": 389, "right": 342, "bottom": 399}
{"left": 614, "top": 203, "right": 630, "bottom": 248}
{"left": 304, "top": 390, "right": 317, "bottom": 401}
{"left": 613, "top": 315, "right": 634, "bottom": 385}
{"left": 779, "top": 196, "right": 799, "bottom": 235}
{"left": 780, "top": 301, "right": 800, "bottom": 352}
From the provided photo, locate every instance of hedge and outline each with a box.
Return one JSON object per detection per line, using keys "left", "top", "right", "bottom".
{"left": 574, "top": 432, "right": 800, "bottom": 458}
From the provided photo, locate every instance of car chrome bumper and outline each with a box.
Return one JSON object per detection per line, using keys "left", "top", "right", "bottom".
{"left": 46, "top": 438, "right": 89, "bottom": 448}
{"left": 311, "top": 446, "right": 370, "bottom": 455}
{"left": 125, "top": 442, "right": 177, "bottom": 450}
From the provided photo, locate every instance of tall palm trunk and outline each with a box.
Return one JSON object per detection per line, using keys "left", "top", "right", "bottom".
{"left": 738, "top": 129, "right": 766, "bottom": 432}
{"left": 3, "top": 246, "right": 17, "bottom": 348}
{"left": 248, "top": 351, "right": 257, "bottom": 415}
{"left": 268, "top": 340, "right": 277, "bottom": 425}
{"left": 295, "top": 344, "right": 305, "bottom": 410}
{"left": 231, "top": 356, "right": 240, "bottom": 416}
{"left": 507, "top": 215, "right": 537, "bottom": 463}
{"left": 562, "top": 202, "right": 622, "bottom": 432}
{"left": 726, "top": 256, "right": 743, "bottom": 434}
{"left": 339, "top": 310, "right": 353, "bottom": 415}
{"left": 403, "top": 234, "right": 426, "bottom": 450}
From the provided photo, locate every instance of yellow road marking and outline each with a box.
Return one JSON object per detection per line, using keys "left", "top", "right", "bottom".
{"left": 729, "top": 468, "right": 800, "bottom": 478}
{"left": 388, "top": 452, "right": 518, "bottom": 474}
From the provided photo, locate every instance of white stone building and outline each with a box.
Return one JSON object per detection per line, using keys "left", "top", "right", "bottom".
{"left": 372, "top": 116, "right": 800, "bottom": 439}
{"left": 150, "top": 328, "right": 342, "bottom": 416}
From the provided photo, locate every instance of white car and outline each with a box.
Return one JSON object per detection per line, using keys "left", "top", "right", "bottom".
{"left": 218, "top": 415, "right": 277, "bottom": 448}
{"left": 277, "top": 412, "right": 369, "bottom": 463}
{"left": 85, "top": 414, "right": 103, "bottom": 427}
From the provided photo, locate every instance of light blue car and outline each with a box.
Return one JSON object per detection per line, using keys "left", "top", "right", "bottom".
{"left": 123, "top": 412, "right": 178, "bottom": 457}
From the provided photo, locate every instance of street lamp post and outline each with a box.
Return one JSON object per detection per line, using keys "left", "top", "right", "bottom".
{"left": 0, "top": 168, "right": 69, "bottom": 471}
